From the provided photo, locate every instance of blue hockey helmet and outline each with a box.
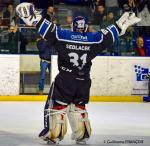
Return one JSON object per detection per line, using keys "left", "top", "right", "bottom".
{"left": 72, "top": 16, "right": 88, "bottom": 32}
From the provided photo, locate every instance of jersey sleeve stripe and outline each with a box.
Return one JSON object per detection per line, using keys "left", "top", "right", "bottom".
{"left": 38, "top": 20, "right": 45, "bottom": 34}
{"left": 38, "top": 19, "right": 52, "bottom": 37}
{"left": 43, "top": 23, "right": 52, "bottom": 38}
{"left": 107, "top": 24, "right": 119, "bottom": 43}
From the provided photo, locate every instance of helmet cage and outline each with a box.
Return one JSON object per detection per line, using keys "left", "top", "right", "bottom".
{"left": 72, "top": 16, "right": 88, "bottom": 32}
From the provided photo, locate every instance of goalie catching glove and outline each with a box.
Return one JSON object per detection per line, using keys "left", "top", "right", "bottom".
{"left": 16, "top": 2, "right": 42, "bottom": 26}
{"left": 116, "top": 12, "right": 141, "bottom": 36}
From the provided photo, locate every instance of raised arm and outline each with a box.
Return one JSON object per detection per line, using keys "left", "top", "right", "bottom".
{"left": 16, "top": 2, "right": 57, "bottom": 42}
{"left": 97, "top": 12, "right": 141, "bottom": 51}
{"left": 16, "top": 2, "right": 141, "bottom": 49}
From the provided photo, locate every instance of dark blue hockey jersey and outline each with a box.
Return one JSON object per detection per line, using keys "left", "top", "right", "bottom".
{"left": 36, "top": 19, "right": 119, "bottom": 76}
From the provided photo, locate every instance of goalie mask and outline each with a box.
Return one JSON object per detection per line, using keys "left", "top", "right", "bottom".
{"left": 72, "top": 16, "right": 88, "bottom": 32}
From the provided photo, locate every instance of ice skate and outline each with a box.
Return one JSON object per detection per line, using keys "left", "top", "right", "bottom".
{"left": 47, "top": 138, "right": 60, "bottom": 145}
{"left": 39, "top": 128, "right": 50, "bottom": 141}
{"left": 76, "top": 138, "right": 88, "bottom": 145}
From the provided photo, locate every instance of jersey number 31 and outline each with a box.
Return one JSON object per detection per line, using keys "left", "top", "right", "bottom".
{"left": 68, "top": 52, "right": 87, "bottom": 69}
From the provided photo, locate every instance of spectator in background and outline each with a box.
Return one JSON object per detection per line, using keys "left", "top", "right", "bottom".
{"left": 88, "top": 25, "right": 96, "bottom": 32}
{"left": 123, "top": 26, "right": 134, "bottom": 54}
{"left": 8, "top": 20, "right": 28, "bottom": 54}
{"left": 61, "top": 15, "right": 73, "bottom": 29}
{"left": 36, "top": 36, "right": 52, "bottom": 95}
{"left": 107, "top": 12, "right": 115, "bottom": 23}
{"left": 41, "top": 5, "right": 58, "bottom": 55}
{"left": 105, "top": 0, "right": 120, "bottom": 20}
{"left": 134, "top": 36, "right": 146, "bottom": 56}
{"left": 92, "top": 4, "right": 106, "bottom": 26}
{"left": 66, "top": 16, "right": 73, "bottom": 26}
{"left": 137, "top": 0, "right": 150, "bottom": 36}
{"left": 101, "top": 11, "right": 115, "bottom": 28}
{"left": 3, "top": 3, "right": 16, "bottom": 24}
{"left": 91, "top": 0, "right": 105, "bottom": 12}
{"left": 8, "top": 21, "right": 19, "bottom": 53}
{"left": 127, "top": 0, "right": 137, "bottom": 12}
{"left": 42, "top": 5, "right": 57, "bottom": 24}
{"left": 118, "top": 0, "right": 137, "bottom": 13}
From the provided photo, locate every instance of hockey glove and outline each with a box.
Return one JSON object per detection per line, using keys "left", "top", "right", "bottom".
{"left": 116, "top": 12, "right": 141, "bottom": 36}
{"left": 16, "top": 2, "right": 42, "bottom": 26}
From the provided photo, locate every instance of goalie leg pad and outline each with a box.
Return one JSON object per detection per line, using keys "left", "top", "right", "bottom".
{"left": 45, "top": 106, "right": 68, "bottom": 141}
{"left": 67, "top": 104, "right": 91, "bottom": 141}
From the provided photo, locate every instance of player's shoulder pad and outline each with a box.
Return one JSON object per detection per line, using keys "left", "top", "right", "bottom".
{"left": 56, "top": 27, "right": 103, "bottom": 44}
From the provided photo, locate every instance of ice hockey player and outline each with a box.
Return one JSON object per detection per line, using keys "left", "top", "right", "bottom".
{"left": 16, "top": 2, "right": 141, "bottom": 145}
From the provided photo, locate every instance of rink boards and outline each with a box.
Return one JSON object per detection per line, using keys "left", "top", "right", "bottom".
{"left": 0, "top": 55, "right": 150, "bottom": 102}
{"left": 0, "top": 95, "right": 143, "bottom": 102}
{"left": 51, "top": 55, "right": 150, "bottom": 98}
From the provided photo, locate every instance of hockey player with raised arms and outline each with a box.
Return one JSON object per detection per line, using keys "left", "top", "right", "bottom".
{"left": 16, "top": 2, "right": 141, "bottom": 145}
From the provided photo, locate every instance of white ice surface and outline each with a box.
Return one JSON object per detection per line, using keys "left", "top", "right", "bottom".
{"left": 0, "top": 102, "right": 150, "bottom": 146}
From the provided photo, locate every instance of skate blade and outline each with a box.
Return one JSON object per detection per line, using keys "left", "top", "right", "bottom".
{"left": 76, "top": 138, "right": 88, "bottom": 145}
{"left": 47, "top": 139, "right": 60, "bottom": 145}
{"left": 76, "top": 140, "right": 86, "bottom": 145}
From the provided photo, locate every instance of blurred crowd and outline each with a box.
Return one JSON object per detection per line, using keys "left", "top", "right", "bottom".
{"left": 0, "top": 0, "right": 150, "bottom": 56}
